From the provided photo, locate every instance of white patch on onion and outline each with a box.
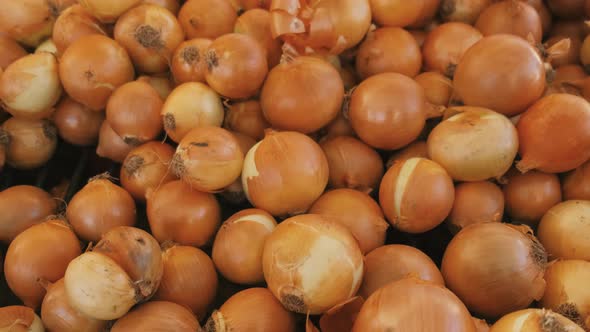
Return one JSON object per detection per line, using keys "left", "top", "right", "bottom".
{"left": 241, "top": 141, "right": 262, "bottom": 202}
{"left": 394, "top": 158, "right": 421, "bottom": 218}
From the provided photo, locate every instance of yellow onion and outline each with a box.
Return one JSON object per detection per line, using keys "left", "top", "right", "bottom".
{"left": 170, "top": 38, "right": 212, "bottom": 84}
{"left": 0, "top": 35, "right": 28, "bottom": 70}
{"left": 440, "top": 0, "right": 494, "bottom": 24}
{"left": 143, "top": 0, "right": 180, "bottom": 14}
{"left": 318, "top": 296, "right": 364, "bottom": 332}
{"left": 562, "top": 161, "right": 590, "bottom": 200}
{"left": 262, "top": 214, "right": 364, "bottom": 315}
{"left": 234, "top": 8, "right": 282, "bottom": 68}
{"left": 111, "top": 301, "right": 201, "bottom": 332}
{"left": 369, "top": 0, "right": 440, "bottom": 28}
{"left": 415, "top": 71, "right": 454, "bottom": 106}
{"left": 52, "top": 4, "right": 107, "bottom": 55}
{"left": 137, "top": 75, "right": 173, "bottom": 100}
{"left": 219, "top": 132, "right": 256, "bottom": 204}
{"left": 178, "top": 0, "right": 237, "bottom": 39}
{"left": 79, "top": 0, "right": 142, "bottom": 23}
{"left": 475, "top": 1, "right": 543, "bottom": 43}
{"left": 0, "top": 0, "right": 64, "bottom": 47}
{"left": 474, "top": 318, "right": 491, "bottom": 332}
{"left": 35, "top": 39, "right": 58, "bottom": 55}
{"left": 447, "top": 181, "right": 504, "bottom": 234}
{"left": 224, "top": 99, "right": 271, "bottom": 141}
{"left": 96, "top": 121, "right": 134, "bottom": 163}
{"left": 53, "top": 97, "right": 105, "bottom": 147}
{"left": 386, "top": 140, "right": 429, "bottom": 168}
{"left": 490, "top": 309, "right": 585, "bottom": 332}
{"left": 319, "top": 112, "right": 355, "bottom": 142}
{"left": 0, "top": 306, "right": 44, "bottom": 332}
{"left": 1, "top": 117, "right": 58, "bottom": 170}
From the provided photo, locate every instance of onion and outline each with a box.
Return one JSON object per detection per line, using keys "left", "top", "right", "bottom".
{"left": 319, "top": 112, "right": 355, "bottom": 142}
{"left": 0, "top": 35, "right": 28, "bottom": 70}
{"left": 546, "top": 35, "right": 581, "bottom": 68}
{"left": 66, "top": 174, "right": 136, "bottom": 242}
{"left": 428, "top": 108, "right": 518, "bottom": 181}
{"left": 447, "top": 181, "right": 504, "bottom": 234}
{"left": 0, "top": 52, "right": 61, "bottom": 119}
{"left": 78, "top": 0, "right": 142, "bottom": 23}
{"left": 41, "top": 279, "right": 108, "bottom": 332}
{"left": 537, "top": 200, "right": 590, "bottom": 261}
{"left": 170, "top": 38, "right": 212, "bottom": 84}
{"left": 517, "top": 94, "right": 590, "bottom": 173}
{"left": 0, "top": 0, "right": 65, "bottom": 47}
{"left": 352, "top": 278, "right": 476, "bottom": 332}
{"left": 415, "top": 71, "right": 453, "bottom": 106}
{"left": 111, "top": 301, "right": 202, "bottom": 331}
{"left": 242, "top": 130, "right": 329, "bottom": 216}
{"left": 0, "top": 185, "right": 56, "bottom": 243}
{"left": 502, "top": 170, "right": 562, "bottom": 226}
{"left": 490, "top": 308, "right": 585, "bottom": 332}
{"left": 0, "top": 306, "right": 44, "bottom": 332}
{"left": 562, "top": 161, "right": 590, "bottom": 200}
{"left": 235, "top": 0, "right": 271, "bottom": 10}
{"left": 355, "top": 27, "right": 422, "bottom": 79}
{"left": 386, "top": 141, "right": 429, "bottom": 168}
{"left": 379, "top": 157, "right": 455, "bottom": 233}
{"left": 1, "top": 117, "right": 58, "bottom": 170}
{"left": 178, "top": 0, "right": 238, "bottom": 39}
{"left": 137, "top": 75, "right": 173, "bottom": 100}
{"left": 442, "top": 223, "right": 548, "bottom": 318}
{"left": 348, "top": 73, "right": 428, "bottom": 150}
{"left": 358, "top": 244, "right": 444, "bottom": 299}
{"left": 35, "top": 39, "right": 58, "bottom": 55}
{"left": 96, "top": 121, "right": 134, "bottom": 163}
{"left": 205, "top": 287, "right": 297, "bottom": 332}
{"left": 219, "top": 132, "right": 256, "bottom": 204}
{"left": 54, "top": 97, "right": 105, "bottom": 146}
{"left": 143, "top": 0, "right": 180, "bottom": 14}
{"left": 544, "top": 64, "right": 586, "bottom": 96}
{"left": 161, "top": 82, "right": 224, "bottom": 143}
{"left": 106, "top": 81, "right": 163, "bottom": 145}
{"left": 475, "top": 1, "right": 542, "bottom": 43}
{"left": 422, "top": 22, "right": 482, "bottom": 77}
{"left": 547, "top": 0, "right": 585, "bottom": 18}
{"left": 409, "top": 29, "right": 428, "bottom": 46}
{"left": 235, "top": 8, "right": 282, "bottom": 68}
{"left": 453, "top": 34, "right": 546, "bottom": 116}
{"left": 146, "top": 180, "right": 221, "bottom": 246}
{"left": 368, "top": 0, "right": 440, "bottom": 28}
{"left": 317, "top": 296, "right": 364, "bottom": 332}
{"left": 263, "top": 214, "right": 364, "bottom": 314}
{"left": 224, "top": 99, "right": 270, "bottom": 140}
{"left": 59, "top": 34, "right": 135, "bottom": 111}
{"left": 440, "top": 0, "right": 493, "bottom": 24}
{"left": 261, "top": 56, "right": 343, "bottom": 133}
{"left": 154, "top": 245, "right": 218, "bottom": 319}
{"left": 52, "top": 4, "right": 107, "bottom": 55}
{"left": 212, "top": 209, "right": 276, "bottom": 284}
{"left": 114, "top": 4, "right": 185, "bottom": 74}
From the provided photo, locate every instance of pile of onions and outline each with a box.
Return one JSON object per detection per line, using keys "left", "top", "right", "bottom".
{"left": 111, "top": 301, "right": 201, "bottom": 332}
{"left": 178, "top": 0, "right": 237, "bottom": 39}
{"left": 0, "top": 53, "right": 62, "bottom": 120}
{"left": 537, "top": 200, "right": 590, "bottom": 261}
{"left": 415, "top": 72, "right": 453, "bottom": 106}
{"left": 235, "top": 8, "right": 282, "bottom": 68}
{"left": 369, "top": 0, "right": 440, "bottom": 28}
{"left": 120, "top": 141, "right": 176, "bottom": 201}
{"left": 262, "top": 214, "right": 364, "bottom": 314}
{"left": 447, "top": 181, "right": 504, "bottom": 234}
{"left": 0, "top": 35, "right": 28, "bottom": 70}
{"left": 562, "top": 161, "right": 590, "bottom": 200}
{"left": 475, "top": 1, "right": 542, "bottom": 42}
{"left": 439, "top": 0, "right": 494, "bottom": 24}
{"left": 309, "top": 189, "right": 388, "bottom": 254}
{"left": 386, "top": 141, "right": 429, "bottom": 168}
{"left": 516, "top": 94, "right": 590, "bottom": 173}
{"left": 114, "top": 4, "right": 185, "bottom": 74}
{"left": 161, "top": 82, "right": 224, "bottom": 143}
{"left": 442, "top": 223, "right": 548, "bottom": 318}
{"left": 0, "top": 306, "right": 44, "bottom": 332}
{"left": 154, "top": 245, "right": 218, "bottom": 319}
{"left": 422, "top": 22, "right": 482, "bottom": 77}
{"left": 352, "top": 278, "right": 475, "bottom": 332}
{"left": 54, "top": 97, "right": 105, "bottom": 146}
{"left": 147, "top": 180, "right": 221, "bottom": 247}
{"left": 52, "top": 4, "right": 107, "bottom": 55}
{"left": 355, "top": 27, "right": 422, "bottom": 79}
{"left": 261, "top": 56, "right": 343, "bottom": 133}
{"left": 96, "top": 121, "right": 134, "bottom": 163}
{"left": 212, "top": 209, "right": 276, "bottom": 284}
{"left": 348, "top": 73, "right": 427, "bottom": 150}
{"left": 66, "top": 174, "right": 136, "bottom": 242}
{"left": 106, "top": 81, "right": 163, "bottom": 145}
{"left": 427, "top": 107, "right": 518, "bottom": 181}
{"left": 1, "top": 117, "right": 58, "bottom": 170}
{"left": 4, "top": 219, "right": 81, "bottom": 309}
{"left": 78, "top": 0, "right": 142, "bottom": 23}
{"left": 205, "top": 287, "right": 297, "bottom": 332}
{"left": 358, "top": 244, "right": 444, "bottom": 299}
{"left": 41, "top": 279, "right": 108, "bottom": 332}
{"left": 502, "top": 170, "right": 562, "bottom": 226}
{"left": 170, "top": 38, "right": 212, "bottom": 84}
{"left": 453, "top": 34, "right": 545, "bottom": 116}
{"left": 490, "top": 309, "right": 585, "bottom": 332}
{"left": 224, "top": 99, "right": 270, "bottom": 140}
{"left": 242, "top": 130, "right": 329, "bottom": 216}
{"left": 379, "top": 157, "right": 455, "bottom": 233}
{"left": 0, "top": 185, "right": 56, "bottom": 243}
{"left": 59, "top": 34, "right": 135, "bottom": 111}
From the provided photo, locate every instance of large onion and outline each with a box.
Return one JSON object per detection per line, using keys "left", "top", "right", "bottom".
{"left": 1, "top": 117, "right": 58, "bottom": 170}
{"left": 170, "top": 38, "right": 212, "bottom": 84}
{"left": 52, "top": 4, "right": 107, "bottom": 55}
{"left": 562, "top": 161, "right": 590, "bottom": 200}
{"left": 447, "top": 181, "right": 504, "bottom": 234}
{"left": 178, "top": 0, "right": 237, "bottom": 39}
{"left": 111, "top": 301, "right": 202, "bottom": 332}
{"left": 78, "top": 0, "right": 142, "bottom": 23}
{"left": 475, "top": 1, "right": 542, "bottom": 42}
{"left": 490, "top": 309, "right": 585, "bottom": 332}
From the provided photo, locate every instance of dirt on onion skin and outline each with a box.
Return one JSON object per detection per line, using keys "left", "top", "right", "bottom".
{"left": 163, "top": 113, "right": 176, "bottom": 131}
{"left": 205, "top": 50, "right": 219, "bottom": 71}
{"left": 124, "top": 155, "right": 144, "bottom": 177}
{"left": 555, "top": 303, "right": 586, "bottom": 330}
{"left": 134, "top": 25, "right": 165, "bottom": 50}
{"left": 540, "top": 314, "right": 569, "bottom": 332}
{"left": 43, "top": 120, "right": 57, "bottom": 140}
{"left": 282, "top": 293, "right": 307, "bottom": 314}
{"left": 181, "top": 46, "right": 200, "bottom": 65}
{"left": 170, "top": 153, "right": 185, "bottom": 178}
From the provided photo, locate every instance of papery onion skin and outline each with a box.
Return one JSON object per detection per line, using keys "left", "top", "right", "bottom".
{"left": 475, "top": 1, "right": 542, "bottom": 43}
{"left": 447, "top": 181, "right": 504, "bottom": 234}
{"left": 386, "top": 141, "right": 429, "bottom": 169}
{"left": 562, "top": 161, "right": 590, "bottom": 200}
{"left": 489, "top": 308, "right": 585, "bottom": 332}
{"left": 96, "top": 121, "right": 134, "bottom": 163}
{"left": 0, "top": 306, "right": 45, "bottom": 332}
{"left": 170, "top": 38, "right": 212, "bottom": 84}
{"left": 440, "top": 0, "right": 494, "bottom": 24}
{"left": 1, "top": 117, "right": 58, "bottom": 170}
{"left": 262, "top": 214, "right": 364, "bottom": 315}
{"left": 111, "top": 301, "right": 202, "bottom": 332}
{"left": 0, "top": 35, "right": 28, "bottom": 70}
{"left": 54, "top": 97, "right": 105, "bottom": 146}
{"left": 52, "top": 4, "right": 107, "bottom": 55}
{"left": 415, "top": 72, "right": 453, "bottom": 106}
{"left": 178, "top": 0, "right": 238, "bottom": 39}
{"left": 0, "top": 0, "right": 58, "bottom": 47}
{"left": 353, "top": 278, "right": 476, "bottom": 332}
{"left": 78, "top": 0, "right": 142, "bottom": 23}
{"left": 537, "top": 200, "right": 590, "bottom": 261}
{"left": 224, "top": 99, "right": 271, "bottom": 140}
{"left": 235, "top": 8, "right": 282, "bottom": 68}
{"left": 442, "top": 223, "right": 548, "bottom": 318}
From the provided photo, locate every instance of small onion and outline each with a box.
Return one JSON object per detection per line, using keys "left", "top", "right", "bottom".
{"left": 475, "top": 1, "right": 542, "bottom": 43}
{"left": 170, "top": 38, "right": 212, "bottom": 84}
{"left": 66, "top": 174, "right": 136, "bottom": 242}
{"left": 0, "top": 52, "right": 61, "bottom": 119}
{"left": 143, "top": 0, "right": 180, "bottom": 14}
{"left": 537, "top": 200, "right": 590, "bottom": 261}
{"left": 490, "top": 309, "right": 585, "bottom": 332}
{"left": 78, "top": 0, "right": 142, "bottom": 23}
{"left": 242, "top": 130, "right": 329, "bottom": 216}
{"left": 53, "top": 97, "right": 105, "bottom": 146}
{"left": 120, "top": 141, "right": 176, "bottom": 202}
{"left": 111, "top": 301, "right": 202, "bottom": 332}
{"left": 0, "top": 35, "right": 28, "bottom": 70}
{"left": 205, "top": 288, "right": 297, "bottom": 332}
{"left": 386, "top": 141, "right": 429, "bottom": 168}
{"left": 439, "top": 0, "right": 494, "bottom": 24}
{"left": 137, "top": 75, "right": 173, "bottom": 100}
{"left": 212, "top": 209, "right": 277, "bottom": 285}
{"left": 224, "top": 99, "right": 270, "bottom": 140}
{"left": 146, "top": 180, "right": 221, "bottom": 247}
{"left": 0, "top": 306, "right": 44, "bottom": 332}
{"left": 262, "top": 214, "right": 364, "bottom": 315}
{"left": 0, "top": 0, "right": 61, "bottom": 47}
{"left": 154, "top": 245, "right": 218, "bottom": 319}
{"left": 442, "top": 223, "right": 548, "bottom": 318}
{"left": 96, "top": 121, "right": 134, "bottom": 163}
{"left": 52, "top": 4, "right": 107, "bottom": 55}
{"left": 178, "top": 0, "right": 237, "bottom": 39}
{"left": 309, "top": 189, "right": 388, "bottom": 254}
{"left": 447, "top": 181, "right": 504, "bottom": 234}
{"left": 369, "top": 0, "right": 441, "bottom": 28}
{"left": 1, "top": 117, "right": 58, "bottom": 170}
{"left": 235, "top": 8, "right": 282, "bottom": 68}
{"left": 562, "top": 160, "right": 590, "bottom": 200}
{"left": 415, "top": 72, "right": 453, "bottom": 106}
{"left": 161, "top": 82, "right": 224, "bottom": 143}
{"left": 358, "top": 244, "right": 444, "bottom": 299}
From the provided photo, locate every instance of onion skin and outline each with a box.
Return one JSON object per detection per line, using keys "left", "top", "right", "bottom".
{"left": 1, "top": 117, "right": 58, "bottom": 170}
{"left": 353, "top": 278, "right": 476, "bottom": 332}
{"left": 379, "top": 157, "right": 455, "bottom": 234}
{"left": 178, "top": 0, "right": 237, "bottom": 39}
{"left": 490, "top": 309, "right": 585, "bottom": 332}
{"left": 263, "top": 214, "right": 364, "bottom": 315}
{"left": 52, "top": 4, "right": 107, "bottom": 56}
{"left": 0, "top": 35, "right": 28, "bottom": 70}
{"left": 447, "top": 181, "right": 504, "bottom": 234}
{"left": 235, "top": 8, "right": 282, "bottom": 68}
{"left": 537, "top": 200, "right": 590, "bottom": 261}
{"left": 0, "top": 306, "right": 45, "bottom": 332}
{"left": 54, "top": 97, "right": 105, "bottom": 146}
{"left": 96, "top": 121, "right": 134, "bottom": 163}
{"left": 415, "top": 72, "right": 453, "bottom": 106}
{"left": 37, "top": 39, "right": 58, "bottom": 58}
{"left": 171, "top": 38, "right": 212, "bottom": 84}
{"left": 440, "top": 0, "right": 494, "bottom": 24}
{"left": 111, "top": 301, "right": 202, "bottom": 332}
{"left": 442, "top": 223, "right": 548, "bottom": 318}
{"left": 224, "top": 99, "right": 270, "bottom": 141}
{"left": 79, "top": 0, "right": 142, "bottom": 23}
{"left": 242, "top": 130, "right": 329, "bottom": 217}
{"left": 475, "top": 1, "right": 543, "bottom": 43}
{"left": 546, "top": 35, "right": 581, "bottom": 68}
{"left": 516, "top": 94, "right": 590, "bottom": 173}
{"left": 562, "top": 161, "right": 590, "bottom": 200}
{"left": 369, "top": 0, "right": 440, "bottom": 28}
{"left": 0, "top": 0, "right": 58, "bottom": 47}
{"left": 0, "top": 185, "right": 56, "bottom": 243}
{"left": 137, "top": 75, "right": 173, "bottom": 100}
{"left": 205, "top": 287, "right": 297, "bottom": 332}
{"left": 386, "top": 141, "right": 429, "bottom": 168}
